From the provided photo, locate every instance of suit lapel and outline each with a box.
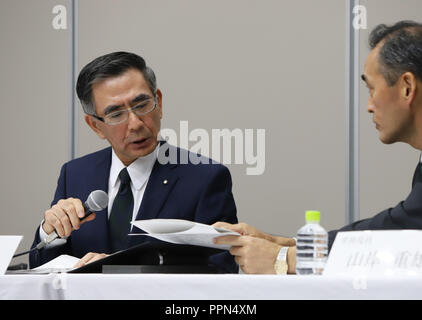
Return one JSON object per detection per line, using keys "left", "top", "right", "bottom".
{"left": 412, "top": 162, "right": 422, "bottom": 187}
{"left": 80, "top": 148, "right": 112, "bottom": 253}
{"left": 134, "top": 160, "right": 179, "bottom": 221}
{"left": 133, "top": 143, "right": 180, "bottom": 222}
{"left": 128, "top": 158, "right": 178, "bottom": 247}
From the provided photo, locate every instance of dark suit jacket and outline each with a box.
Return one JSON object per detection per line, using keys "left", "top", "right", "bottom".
{"left": 30, "top": 143, "right": 238, "bottom": 272}
{"left": 328, "top": 162, "right": 422, "bottom": 250}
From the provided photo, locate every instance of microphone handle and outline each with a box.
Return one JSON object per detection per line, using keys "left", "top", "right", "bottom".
{"left": 81, "top": 202, "right": 94, "bottom": 220}
{"left": 37, "top": 231, "right": 60, "bottom": 249}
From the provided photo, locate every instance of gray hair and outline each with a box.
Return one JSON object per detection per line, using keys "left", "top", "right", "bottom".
{"left": 76, "top": 52, "right": 157, "bottom": 115}
{"left": 369, "top": 20, "right": 422, "bottom": 86}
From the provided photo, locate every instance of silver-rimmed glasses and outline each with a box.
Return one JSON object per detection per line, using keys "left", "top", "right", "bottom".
{"left": 92, "top": 97, "right": 157, "bottom": 125}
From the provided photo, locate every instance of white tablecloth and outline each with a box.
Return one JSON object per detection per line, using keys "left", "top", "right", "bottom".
{"left": 1, "top": 273, "right": 421, "bottom": 300}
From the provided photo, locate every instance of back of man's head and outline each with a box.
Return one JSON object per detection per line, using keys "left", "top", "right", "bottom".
{"left": 369, "top": 21, "right": 422, "bottom": 86}
{"left": 76, "top": 51, "right": 157, "bottom": 115}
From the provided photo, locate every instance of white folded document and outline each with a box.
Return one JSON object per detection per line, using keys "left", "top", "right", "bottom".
{"left": 130, "top": 219, "right": 239, "bottom": 250}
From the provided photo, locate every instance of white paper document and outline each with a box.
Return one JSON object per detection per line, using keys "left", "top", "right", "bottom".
{"left": 0, "top": 235, "right": 23, "bottom": 275}
{"left": 130, "top": 219, "right": 239, "bottom": 250}
{"left": 31, "top": 254, "right": 80, "bottom": 273}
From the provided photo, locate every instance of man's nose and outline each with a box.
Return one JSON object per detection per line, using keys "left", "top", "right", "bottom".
{"left": 127, "top": 109, "right": 144, "bottom": 128}
{"left": 367, "top": 98, "right": 374, "bottom": 113}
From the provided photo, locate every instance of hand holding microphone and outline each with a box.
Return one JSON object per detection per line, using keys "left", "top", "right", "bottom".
{"left": 39, "top": 190, "right": 108, "bottom": 248}
{"left": 12, "top": 190, "right": 109, "bottom": 258}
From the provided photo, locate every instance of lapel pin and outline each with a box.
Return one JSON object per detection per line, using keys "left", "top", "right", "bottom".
{"left": 163, "top": 179, "right": 168, "bottom": 185}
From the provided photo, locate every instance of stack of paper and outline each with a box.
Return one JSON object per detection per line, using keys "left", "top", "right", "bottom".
{"left": 31, "top": 254, "right": 80, "bottom": 273}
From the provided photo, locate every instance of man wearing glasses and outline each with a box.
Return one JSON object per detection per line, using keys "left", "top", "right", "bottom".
{"left": 29, "top": 52, "right": 238, "bottom": 271}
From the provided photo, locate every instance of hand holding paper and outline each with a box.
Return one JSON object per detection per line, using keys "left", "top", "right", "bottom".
{"left": 130, "top": 219, "right": 240, "bottom": 250}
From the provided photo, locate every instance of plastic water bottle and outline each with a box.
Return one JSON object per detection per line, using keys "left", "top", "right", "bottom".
{"left": 295, "top": 210, "right": 328, "bottom": 275}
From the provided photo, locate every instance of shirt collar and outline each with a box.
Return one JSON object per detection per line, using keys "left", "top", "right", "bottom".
{"left": 110, "top": 145, "right": 159, "bottom": 191}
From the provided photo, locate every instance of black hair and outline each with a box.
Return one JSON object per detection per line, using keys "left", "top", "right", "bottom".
{"left": 369, "top": 20, "right": 422, "bottom": 86}
{"left": 76, "top": 51, "right": 157, "bottom": 114}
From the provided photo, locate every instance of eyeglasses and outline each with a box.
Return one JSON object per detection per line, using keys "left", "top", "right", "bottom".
{"left": 92, "top": 97, "right": 157, "bottom": 125}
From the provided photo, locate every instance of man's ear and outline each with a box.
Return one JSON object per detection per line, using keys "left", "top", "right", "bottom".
{"left": 156, "top": 88, "right": 163, "bottom": 119}
{"left": 401, "top": 72, "right": 417, "bottom": 105}
{"left": 85, "top": 115, "right": 106, "bottom": 139}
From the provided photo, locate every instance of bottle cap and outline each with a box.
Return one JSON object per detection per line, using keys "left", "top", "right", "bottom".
{"left": 305, "top": 210, "right": 320, "bottom": 222}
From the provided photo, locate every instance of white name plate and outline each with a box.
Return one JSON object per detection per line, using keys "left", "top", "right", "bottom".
{"left": 323, "top": 230, "right": 422, "bottom": 276}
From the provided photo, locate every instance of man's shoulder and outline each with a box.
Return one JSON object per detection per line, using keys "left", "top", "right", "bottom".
{"left": 159, "top": 143, "right": 230, "bottom": 176}
{"left": 64, "top": 147, "right": 112, "bottom": 169}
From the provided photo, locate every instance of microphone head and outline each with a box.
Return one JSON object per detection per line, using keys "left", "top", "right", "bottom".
{"left": 86, "top": 190, "right": 109, "bottom": 211}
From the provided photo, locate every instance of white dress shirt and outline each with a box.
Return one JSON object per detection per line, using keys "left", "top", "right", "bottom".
{"left": 107, "top": 145, "right": 158, "bottom": 224}
{"left": 39, "top": 144, "right": 159, "bottom": 247}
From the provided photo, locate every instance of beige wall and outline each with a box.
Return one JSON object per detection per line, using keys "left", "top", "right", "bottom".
{"left": 1, "top": 0, "right": 422, "bottom": 267}
{"left": 77, "top": 0, "right": 346, "bottom": 237}
{"left": 0, "top": 0, "right": 70, "bottom": 264}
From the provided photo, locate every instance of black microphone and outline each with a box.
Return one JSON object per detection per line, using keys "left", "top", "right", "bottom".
{"left": 80, "top": 190, "right": 109, "bottom": 220}
{"left": 12, "top": 190, "right": 109, "bottom": 258}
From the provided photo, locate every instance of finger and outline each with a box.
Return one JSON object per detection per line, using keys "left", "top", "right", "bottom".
{"left": 86, "top": 253, "right": 107, "bottom": 264}
{"left": 234, "top": 256, "right": 244, "bottom": 266}
{"left": 57, "top": 199, "right": 81, "bottom": 232}
{"left": 225, "top": 224, "right": 248, "bottom": 235}
{"left": 53, "top": 208, "right": 73, "bottom": 237}
{"left": 234, "top": 257, "right": 250, "bottom": 274}
{"left": 65, "top": 204, "right": 82, "bottom": 231}
{"left": 59, "top": 199, "right": 83, "bottom": 228}
{"left": 288, "top": 238, "right": 297, "bottom": 246}
{"left": 73, "top": 259, "right": 86, "bottom": 269}
{"left": 236, "top": 223, "right": 251, "bottom": 235}
{"left": 83, "top": 252, "right": 108, "bottom": 264}
{"left": 213, "top": 222, "right": 245, "bottom": 234}
{"left": 46, "top": 206, "right": 67, "bottom": 237}
{"left": 277, "top": 237, "right": 296, "bottom": 247}
{"left": 44, "top": 208, "right": 62, "bottom": 235}
{"left": 73, "top": 252, "right": 107, "bottom": 268}
{"left": 68, "top": 197, "right": 86, "bottom": 227}
{"left": 73, "top": 252, "right": 95, "bottom": 268}
{"left": 213, "top": 234, "right": 241, "bottom": 245}
{"left": 229, "top": 245, "right": 243, "bottom": 256}
{"left": 69, "top": 198, "right": 85, "bottom": 219}
{"left": 80, "top": 212, "right": 96, "bottom": 225}
{"left": 212, "top": 222, "right": 232, "bottom": 229}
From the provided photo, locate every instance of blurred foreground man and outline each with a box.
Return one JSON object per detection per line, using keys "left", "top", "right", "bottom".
{"left": 214, "top": 21, "right": 422, "bottom": 274}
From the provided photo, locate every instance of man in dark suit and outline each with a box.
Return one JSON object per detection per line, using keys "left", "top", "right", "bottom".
{"left": 214, "top": 20, "right": 422, "bottom": 274}
{"left": 30, "top": 52, "right": 238, "bottom": 272}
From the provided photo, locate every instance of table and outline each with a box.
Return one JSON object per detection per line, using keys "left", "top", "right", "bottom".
{"left": 1, "top": 273, "right": 421, "bottom": 300}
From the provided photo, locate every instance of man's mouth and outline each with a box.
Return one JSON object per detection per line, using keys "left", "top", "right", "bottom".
{"left": 130, "top": 137, "right": 149, "bottom": 146}
{"left": 372, "top": 119, "right": 378, "bottom": 128}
